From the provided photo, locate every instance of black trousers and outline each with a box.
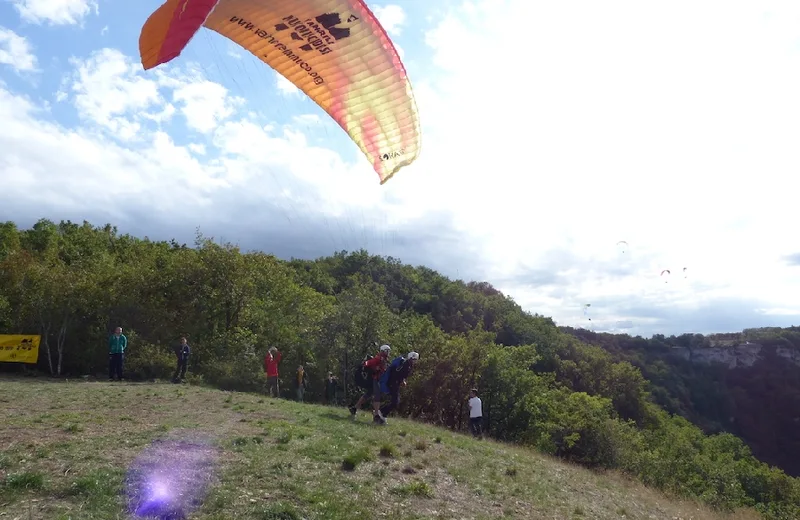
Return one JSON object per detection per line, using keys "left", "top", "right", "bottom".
{"left": 109, "top": 353, "right": 124, "bottom": 380}
{"left": 380, "top": 387, "right": 401, "bottom": 417}
{"left": 470, "top": 416, "right": 483, "bottom": 437}
{"left": 173, "top": 359, "right": 188, "bottom": 381}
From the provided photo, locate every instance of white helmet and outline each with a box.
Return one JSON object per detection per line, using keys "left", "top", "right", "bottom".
{"left": 379, "top": 344, "right": 391, "bottom": 352}
{"left": 407, "top": 351, "right": 419, "bottom": 360}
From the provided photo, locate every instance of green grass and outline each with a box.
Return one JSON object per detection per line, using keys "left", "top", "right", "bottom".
{"left": 0, "top": 376, "right": 761, "bottom": 519}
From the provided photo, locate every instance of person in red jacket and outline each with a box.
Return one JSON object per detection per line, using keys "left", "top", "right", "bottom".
{"left": 349, "top": 344, "right": 391, "bottom": 425}
{"left": 264, "top": 347, "right": 282, "bottom": 397}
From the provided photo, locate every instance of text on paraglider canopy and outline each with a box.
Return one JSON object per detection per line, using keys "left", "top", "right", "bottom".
{"left": 228, "top": 16, "right": 325, "bottom": 85}
{"left": 280, "top": 15, "right": 334, "bottom": 55}
{"left": 380, "top": 150, "right": 404, "bottom": 161}
{"left": 277, "top": 13, "right": 356, "bottom": 55}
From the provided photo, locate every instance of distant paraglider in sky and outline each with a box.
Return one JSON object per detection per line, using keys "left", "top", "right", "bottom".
{"left": 572, "top": 239, "right": 694, "bottom": 331}
{"left": 138, "top": 0, "right": 421, "bottom": 184}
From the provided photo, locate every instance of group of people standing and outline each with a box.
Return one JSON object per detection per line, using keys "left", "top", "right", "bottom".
{"left": 262, "top": 342, "right": 484, "bottom": 435}
{"left": 262, "top": 343, "right": 420, "bottom": 424}
{"left": 106, "top": 328, "right": 484, "bottom": 437}
{"left": 263, "top": 347, "right": 314, "bottom": 402}
{"left": 106, "top": 326, "right": 191, "bottom": 384}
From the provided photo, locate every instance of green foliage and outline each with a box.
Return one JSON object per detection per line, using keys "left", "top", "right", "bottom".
{"left": 258, "top": 503, "right": 303, "bottom": 520}
{"left": 1, "top": 217, "right": 799, "bottom": 517}
{"left": 562, "top": 326, "right": 800, "bottom": 478}
{"left": 125, "top": 342, "right": 176, "bottom": 380}
{"left": 379, "top": 443, "right": 397, "bottom": 458}
{"left": 391, "top": 480, "right": 434, "bottom": 498}
{"left": 341, "top": 447, "right": 373, "bottom": 471}
{"left": 3, "top": 471, "right": 45, "bottom": 490}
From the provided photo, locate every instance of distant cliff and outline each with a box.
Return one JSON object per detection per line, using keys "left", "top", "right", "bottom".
{"left": 562, "top": 326, "right": 800, "bottom": 477}
{"left": 668, "top": 341, "right": 800, "bottom": 368}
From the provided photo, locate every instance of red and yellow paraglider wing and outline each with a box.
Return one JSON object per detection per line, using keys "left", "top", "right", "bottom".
{"left": 202, "top": 0, "right": 421, "bottom": 183}
{"left": 140, "top": 0, "right": 220, "bottom": 71}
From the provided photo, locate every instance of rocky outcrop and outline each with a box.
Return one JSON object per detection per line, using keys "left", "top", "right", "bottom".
{"left": 776, "top": 345, "right": 800, "bottom": 366}
{"left": 669, "top": 342, "right": 800, "bottom": 369}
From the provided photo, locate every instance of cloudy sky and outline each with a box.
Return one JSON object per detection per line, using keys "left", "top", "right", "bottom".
{"left": 2, "top": 0, "right": 800, "bottom": 338}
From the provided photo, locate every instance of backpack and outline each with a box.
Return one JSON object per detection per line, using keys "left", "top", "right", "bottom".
{"left": 353, "top": 354, "right": 374, "bottom": 389}
{"left": 382, "top": 356, "right": 409, "bottom": 391}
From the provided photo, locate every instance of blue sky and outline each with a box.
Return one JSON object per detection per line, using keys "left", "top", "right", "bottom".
{"left": 0, "top": 0, "right": 438, "bottom": 159}
{"left": 3, "top": 0, "right": 800, "bottom": 338}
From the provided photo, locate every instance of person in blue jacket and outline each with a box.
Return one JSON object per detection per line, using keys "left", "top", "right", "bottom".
{"left": 378, "top": 351, "right": 419, "bottom": 423}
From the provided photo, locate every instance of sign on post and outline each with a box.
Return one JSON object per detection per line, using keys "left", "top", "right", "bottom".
{"left": 0, "top": 335, "right": 41, "bottom": 364}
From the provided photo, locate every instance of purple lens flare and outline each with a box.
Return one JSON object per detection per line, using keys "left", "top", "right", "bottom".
{"left": 124, "top": 433, "right": 219, "bottom": 519}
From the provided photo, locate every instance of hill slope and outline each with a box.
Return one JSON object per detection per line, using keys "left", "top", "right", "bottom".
{"left": 0, "top": 377, "right": 758, "bottom": 520}
{"left": 2, "top": 220, "right": 800, "bottom": 517}
{"left": 563, "top": 327, "right": 800, "bottom": 477}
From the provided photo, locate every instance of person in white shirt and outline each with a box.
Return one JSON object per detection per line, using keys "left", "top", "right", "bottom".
{"left": 468, "top": 388, "right": 483, "bottom": 439}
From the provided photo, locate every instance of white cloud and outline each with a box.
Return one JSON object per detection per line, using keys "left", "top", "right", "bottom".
{"left": 0, "top": 45, "right": 405, "bottom": 255}
{"left": 0, "top": 26, "right": 37, "bottom": 72}
{"left": 188, "top": 143, "right": 206, "bottom": 155}
{"left": 372, "top": 4, "right": 406, "bottom": 36}
{"left": 10, "top": 0, "right": 98, "bottom": 26}
{"left": 4, "top": 0, "right": 800, "bottom": 337}
{"left": 100, "top": 25, "right": 107, "bottom": 36}
{"left": 171, "top": 79, "right": 242, "bottom": 134}
{"left": 398, "top": 0, "right": 800, "bottom": 334}
{"left": 62, "top": 48, "right": 246, "bottom": 137}
{"left": 1, "top": 84, "right": 230, "bottom": 218}
{"left": 275, "top": 73, "right": 301, "bottom": 96}
{"left": 66, "top": 49, "right": 162, "bottom": 140}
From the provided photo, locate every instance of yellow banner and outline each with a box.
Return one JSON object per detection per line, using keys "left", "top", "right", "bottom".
{"left": 0, "top": 335, "right": 40, "bottom": 364}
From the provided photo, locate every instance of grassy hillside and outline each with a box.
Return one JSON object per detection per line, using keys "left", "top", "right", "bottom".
{"left": 2, "top": 220, "right": 800, "bottom": 517}
{"left": 0, "top": 376, "right": 760, "bottom": 520}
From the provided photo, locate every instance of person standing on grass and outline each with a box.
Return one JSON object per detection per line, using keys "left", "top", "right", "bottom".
{"left": 468, "top": 388, "right": 483, "bottom": 439}
{"left": 172, "top": 336, "right": 191, "bottom": 383}
{"left": 264, "top": 347, "right": 282, "bottom": 397}
{"left": 324, "top": 372, "right": 339, "bottom": 406}
{"left": 108, "top": 326, "right": 127, "bottom": 381}
{"left": 349, "top": 344, "right": 391, "bottom": 425}
{"left": 378, "top": 351, "right": 419, "bottom": 423}
{"left": 295, "top": 365, "right": 307, "bottom": 402}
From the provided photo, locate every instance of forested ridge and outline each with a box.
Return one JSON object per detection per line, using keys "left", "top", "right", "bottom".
{"left": 1, "top": 218, "right": 799, "bottom": 518}
{"left": 564, "top": 326, "right": 800, "bottom": 479}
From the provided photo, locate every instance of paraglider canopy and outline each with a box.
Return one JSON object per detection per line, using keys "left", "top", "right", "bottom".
{"left": 138, "top": 0, "right": 422, "bottom": 184}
